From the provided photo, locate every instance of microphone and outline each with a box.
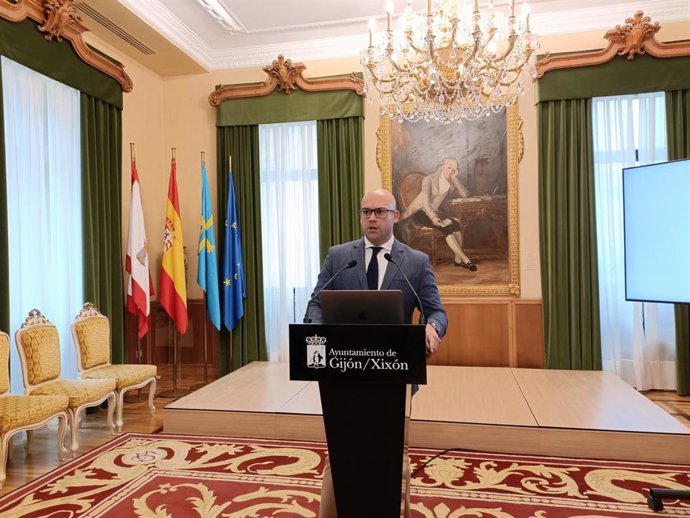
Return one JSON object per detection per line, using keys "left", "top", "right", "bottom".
{"left": 303, "top": 260, "right": 357, "bottom": 323}
{"left": 384, "top": 252, "right": 425, "bottom": 325}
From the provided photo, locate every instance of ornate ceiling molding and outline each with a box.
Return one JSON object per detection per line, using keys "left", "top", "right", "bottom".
{"left": 536, "top": 10, "right": 690, "bottom": 78}
{"left": 119, "top": 0, "right": 214, "bottom": 71}
{"left": 0, "top": 0, "right": 133, "bottom": 92}
{"left": 208, "top": 54, "right": 365, "bottom": 107}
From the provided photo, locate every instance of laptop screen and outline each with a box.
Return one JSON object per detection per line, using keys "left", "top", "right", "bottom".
{"left": 320, "top": 289, "right": 404, "bottom": 325}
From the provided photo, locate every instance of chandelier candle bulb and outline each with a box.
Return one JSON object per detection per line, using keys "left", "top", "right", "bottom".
{"left": 368, "top": 17, "right": 375, "bottom": 47}
{"left": 386, "top": 0, "right": 393, "bottom": 31}
{"left": 522, "top": 3, "right": 530, "bottom": 31}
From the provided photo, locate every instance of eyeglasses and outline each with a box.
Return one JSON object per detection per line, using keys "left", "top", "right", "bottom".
{"left": 359, "top": 208, "right": 395, "bottom": 219}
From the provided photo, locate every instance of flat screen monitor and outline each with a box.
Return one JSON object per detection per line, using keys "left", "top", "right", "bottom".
{"left": 623, "top": 158, "right": 690, "bottom": 303}
{"left": 320, "top": 289, "right": 404, "bottom": 324}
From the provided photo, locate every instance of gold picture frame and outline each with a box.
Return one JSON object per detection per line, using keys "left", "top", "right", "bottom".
{"left": 378, "top": 106, "right": 523, "bottom": 296}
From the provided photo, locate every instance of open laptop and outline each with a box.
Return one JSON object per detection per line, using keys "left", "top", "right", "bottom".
{"left": 320, "top": 289, "right": 404, "bottom": 325}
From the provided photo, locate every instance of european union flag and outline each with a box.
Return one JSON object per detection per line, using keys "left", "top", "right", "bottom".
{"left": 222, "top": 169, "right": 246, "bottom": 331}
{"left": 197, "top": 163, "right": 221, "bottom": 330}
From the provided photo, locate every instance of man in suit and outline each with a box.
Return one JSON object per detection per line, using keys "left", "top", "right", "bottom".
{"left": 305, "top": 188, "right": 447, "bottom": 518}
{"left": 305, "top": 188, "right": 447, "bottom": 346}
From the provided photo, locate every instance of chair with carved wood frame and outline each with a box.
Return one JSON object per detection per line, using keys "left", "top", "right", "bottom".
{"left": 0, "top": 331, "right": 69, "bottom": 488}
{"left": 15, "top": 310, "right": 116, "bottom": 457}
{"left": 71, "top": 303, "right": 157, "bottom": 433}
{"left": 397, "top": 172, "right": 446, "bottom": 265}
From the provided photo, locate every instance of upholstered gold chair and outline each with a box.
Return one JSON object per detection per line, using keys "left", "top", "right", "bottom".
{"left": 15, "top": 310, "right": 116, "bottom": 457}
{"left": 71, "top": 303, "right": 157, "bottom": 432}
{"left": 0, "top": 331, "right": 69, "bottom": 488}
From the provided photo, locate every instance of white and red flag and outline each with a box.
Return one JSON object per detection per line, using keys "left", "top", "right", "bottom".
{"left": 126, "top": 159, "right": 154, "bottom": 338}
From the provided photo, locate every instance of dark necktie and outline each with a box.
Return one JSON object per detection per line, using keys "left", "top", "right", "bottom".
{"left": 367, "top": 247, "right": 382, "bottom": 290}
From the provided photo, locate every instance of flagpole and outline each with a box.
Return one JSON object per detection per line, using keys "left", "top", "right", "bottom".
{"left": 222, "top": 154, "right": 244, "bottom": 374}
{"left": 192, "top": 152, "right": 210, "bottom": 391}
{"left": 228, "top": 157, "right": 233, "bottom": 373}
{"left": 159, "top": 149, "right": 192, "bottom": 399}
{"left": 130, "top": 143, "right": 144, "bottom": 367}
{"left": 159, "top": 318, "right": 177, "bottom": 398}
{"left": 159, "top": 322, "right": 192, "bottom": 397}
{"left": 130, "top": 143, "right": 144, "bottom": 401}
{"left": 191, "top": 298, "right": 210, "bottom": 390}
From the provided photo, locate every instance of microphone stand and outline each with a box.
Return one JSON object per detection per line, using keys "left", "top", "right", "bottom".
{"left": 303, "top": 260, "right": 357, "bottom": 323}
{"left": 384, "top": 253, "right": 425, "bottom": 325}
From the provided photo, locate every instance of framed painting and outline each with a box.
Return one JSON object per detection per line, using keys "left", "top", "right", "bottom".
{"left": 378, "top": 106, "right": 523, "bottom": 296}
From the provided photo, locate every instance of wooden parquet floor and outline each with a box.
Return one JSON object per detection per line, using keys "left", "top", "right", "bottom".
{"left": 643, "top": 389, "right": 690, "bottom": 428}
{"left": 1, "top": 366, "right": 688, "bottom": 496}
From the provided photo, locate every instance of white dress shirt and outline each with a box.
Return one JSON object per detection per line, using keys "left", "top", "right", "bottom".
{"left": 363, "top": 235, "right": 394, "bottom": 289}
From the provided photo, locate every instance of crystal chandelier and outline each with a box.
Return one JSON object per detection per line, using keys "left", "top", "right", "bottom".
{"left": 361, "top": 0, "right": 539, "bottom": 122}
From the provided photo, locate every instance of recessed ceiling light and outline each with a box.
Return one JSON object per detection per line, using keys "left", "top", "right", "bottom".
{"left": 195, "top": 0, "right": 245, "bottom": 34}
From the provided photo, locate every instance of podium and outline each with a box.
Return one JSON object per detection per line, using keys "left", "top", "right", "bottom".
{"left": 290, "top": 323, "right": 426, "bottom": 518}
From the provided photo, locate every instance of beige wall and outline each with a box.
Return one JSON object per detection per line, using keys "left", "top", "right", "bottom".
{"left": 87, "top": 19, "right": 689, "bottom": 302}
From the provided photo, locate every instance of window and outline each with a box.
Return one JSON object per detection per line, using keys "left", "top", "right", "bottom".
{"left": 259, "top": 121, "right": 320, "bottom": 361}
{"left": 592, "top": 92, "right": 676, "bottom": 390}
{"left": 2, "top": 57, "right": 83, "bottom": 392}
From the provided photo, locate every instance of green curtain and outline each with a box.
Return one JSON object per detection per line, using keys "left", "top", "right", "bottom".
{"left": 538, "top": 98, "right": 602, "bottom": 369}
{"left": 0, "top": 18, "right": 122, "bottom": 108}
{"left": 0, "top": 67, "right": 7, "bottom": 334}
{"left": 536, "top": 54, "right": 690, "bottom": 103}
{"left": 666, "top": 89, "right": 690, "bottom": 395}
{"left": 216, "top": 125, "right": 267, "bottom": 373}
{"left": 316, "top": 117, "right": 364, "bottom": 260}
{"left": 81, "top": 95, "right": 125, "bottom": 363}
{"left": 0, "top": 16, "right": 124, "bottom": 360}
{"left": 217, "top": 87, "right": 363, "bottom": 126}
{"left": 215, "top": 83, "right": 364, "bottom": 371}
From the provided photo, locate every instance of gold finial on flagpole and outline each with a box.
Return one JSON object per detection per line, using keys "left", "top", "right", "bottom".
{"left": 228, "top": 155, "right": 232, "bottom": 171}
{"left": 201, "top": 151, "right": 205, "bottom": 166}
{"left": 171, "top": 147, "right": 176, "bottom": 161}
{"left": 130, "top": 143, "right": 135, "bottom": 163}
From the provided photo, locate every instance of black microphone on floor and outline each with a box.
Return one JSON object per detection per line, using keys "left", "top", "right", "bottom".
{"left": 384, "top": 253, "right": 425, "bottom": 325}
{"left": 303, "top": 260, "right": 357, "bottom": 323}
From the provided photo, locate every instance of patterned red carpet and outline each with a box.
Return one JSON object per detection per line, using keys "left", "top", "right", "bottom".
{"left": 1, "top": 433, "right": 689, "bottom": 517}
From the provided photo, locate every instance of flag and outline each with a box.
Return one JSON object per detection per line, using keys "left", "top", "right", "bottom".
{"left": 222, "top": 169, "right": 246, "bottom": 331}
{"left": 197, "top": 163, "right": 221, "bottom": 330}
{"left": 125, "top": 159, "right": 154, "bottom": 338}
{"left": 159, "top": 158, "right": 189, "bottom": 334}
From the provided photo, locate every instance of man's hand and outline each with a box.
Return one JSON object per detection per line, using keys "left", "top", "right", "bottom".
{"left": 425, "top": 323, "right": 440, "bottom": 356}
{"left": 431, "top": 216, "right": 443, "bottom": 227}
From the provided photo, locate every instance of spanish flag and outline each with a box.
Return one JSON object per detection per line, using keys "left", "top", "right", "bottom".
{"left": 159, "top": 158, "right": 188, "bottom": 334}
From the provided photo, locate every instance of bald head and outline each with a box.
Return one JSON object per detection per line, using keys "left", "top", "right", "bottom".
{"left": 360, "top": 189, "right": 399, "bottom": 245}
{"left": 361, "top": 189, "right": 396, "bottom": 210}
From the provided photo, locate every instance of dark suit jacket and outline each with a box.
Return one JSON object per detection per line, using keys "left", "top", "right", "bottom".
{"left": 304, "top": 238, "right": 448, "bottom": 336}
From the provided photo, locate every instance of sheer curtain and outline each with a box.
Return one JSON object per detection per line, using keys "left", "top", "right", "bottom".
{"left": 593, "top": 92, "right": 676, "bottom": 390}
{"left": 259, "top": 121, "right": 319, "bottom": 361}
{"left": 2, "top": 57, "right": 83, "bottom": 393}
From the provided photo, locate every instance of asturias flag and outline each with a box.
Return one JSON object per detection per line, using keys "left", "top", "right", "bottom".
{"left": 125, "top": 159, "right": 154, "bottom": 338}
{"left": 197, "top": 163, "right": 221, "bottom": 330}
{"left": 222, "top": 170, "right": 246, "bottom": 331}
{"left": 159, "top": 158, "right": 189, "bottom": 334}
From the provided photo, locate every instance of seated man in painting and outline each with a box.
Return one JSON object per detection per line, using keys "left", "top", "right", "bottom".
{"left": 400, "top": 157, "right": 477, "bottom": 271}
